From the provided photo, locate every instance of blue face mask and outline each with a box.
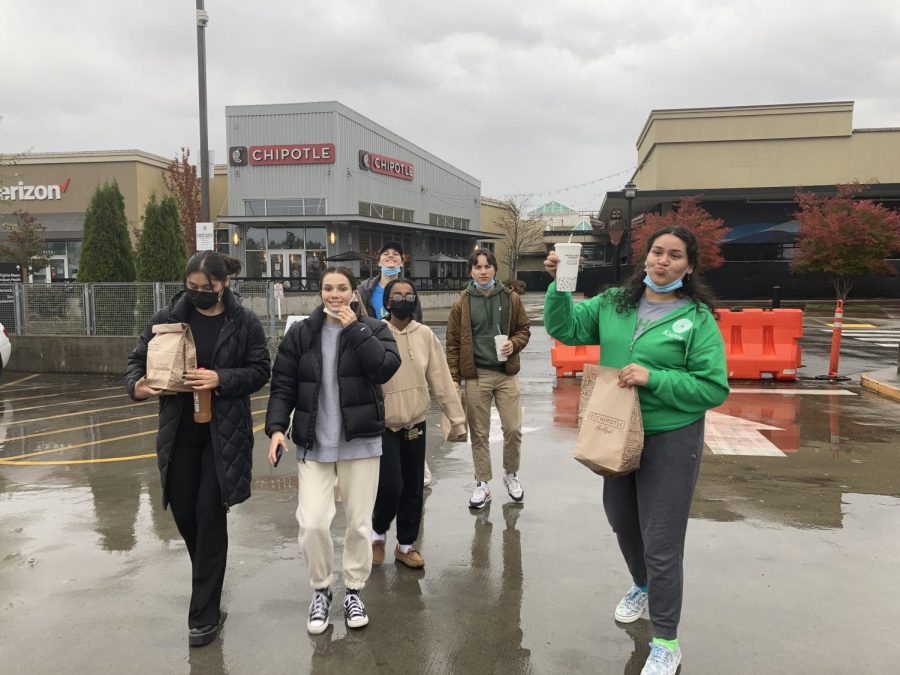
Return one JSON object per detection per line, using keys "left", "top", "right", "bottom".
{"left": 381, "top": 265, "right": 401, "bottom": 277}
{"left": 474, "top": 278, "right": 496, "bottom": 290}
{"left": 643, "top": 273, "right": 685, "bottom": 294}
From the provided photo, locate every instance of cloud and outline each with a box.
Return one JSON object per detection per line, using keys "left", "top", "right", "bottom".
{"left": 2, "top": 0, "right": 900, "bottom": 212}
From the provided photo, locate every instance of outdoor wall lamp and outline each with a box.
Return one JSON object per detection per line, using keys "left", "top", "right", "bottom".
{"left": 329, "top": 231, "right": 336, "bottom": 245}
{"left": 232, "top": 231, "right": 240, "bottom": 246}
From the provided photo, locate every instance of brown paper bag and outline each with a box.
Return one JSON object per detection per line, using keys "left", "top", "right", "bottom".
{"left": 442, "top": 387, "right": 468, "bottom": 442}
{"left": 145, "top": 323, "right": 197, "bottom": 392}
{"left": 574, "top": 365, "right": 644, "bottom": 477}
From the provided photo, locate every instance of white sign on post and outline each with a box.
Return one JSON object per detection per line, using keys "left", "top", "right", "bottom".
{"left": 273, "top": 282, "right": 284, "bottom": 320}
{"left": 284, "top": 315, "right": 308, "bottom": 336}
{"left": 195, "top": 222, "right": 214, "bottom": 251}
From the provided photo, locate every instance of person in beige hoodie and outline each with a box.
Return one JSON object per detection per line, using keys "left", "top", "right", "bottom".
{"left": 372, "top": 279, "right": 467, "bottom": 568}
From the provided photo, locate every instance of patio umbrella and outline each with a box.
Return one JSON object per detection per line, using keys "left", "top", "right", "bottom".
{"left": 325, "top": 249, "right": 369, "bottom": 262}
{"left": 417, "top": 253, "right": 461, "bottom": 263}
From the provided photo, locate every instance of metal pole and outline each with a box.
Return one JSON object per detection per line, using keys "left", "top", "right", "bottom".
{"left": 624, "top": 196, "right": 633, "bottom": 278}
{"left": 196, "top": 0, "right": 210, "bottom": 223}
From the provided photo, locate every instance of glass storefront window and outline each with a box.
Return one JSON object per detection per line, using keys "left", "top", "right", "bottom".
{"left": 245, "top": 251, "right": 266, "bottom": 278}
{"left": 215, "top": 228, "right": 230, "bottom": 254}
{"left": 67, "top": 240, "right": 81, "bottom": 278}
{"left": 246, "top": 227, "right": 267, "bottom": 251}
{"left": 268, "top": 228, "right": 304, "bottom": 250}
{"left": 245, "top": 200, "right": 265, "bottom": 216}
{"left": 305, "top": 227, "right": 326, "bottom": 251}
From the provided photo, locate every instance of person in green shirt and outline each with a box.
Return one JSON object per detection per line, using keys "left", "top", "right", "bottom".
{"left": 544, "top": 226, "right": 729, "bottom": 675}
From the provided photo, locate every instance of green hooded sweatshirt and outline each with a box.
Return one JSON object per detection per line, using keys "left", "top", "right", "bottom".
{"left": 467, "top": 280, "right": 510, "bottom": 370}
{"left": 544, "top": 281, "right": 729, "bottom": 434}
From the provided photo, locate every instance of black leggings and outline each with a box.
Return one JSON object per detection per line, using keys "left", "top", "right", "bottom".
{"left": 372, "top": 423, "right": 426, "bottom": 545}
{"left": 167, "top": 437, "right": 227, "bottom": 629}
{"left": 602, "top": 418, "right": 705, "bottom": 640}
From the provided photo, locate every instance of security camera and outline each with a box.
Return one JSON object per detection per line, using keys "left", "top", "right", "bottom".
{"left": 196, "top": 9, "right": 209, "bottom": 27}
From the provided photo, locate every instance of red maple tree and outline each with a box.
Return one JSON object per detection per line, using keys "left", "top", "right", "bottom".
{"left": 791, "top": 183, "right": 900, "bottom": 300}
{"left": 629, "top": 195, "right": 729, "bottom": 272}
{"left": 162, "top": 147, "right": 201, "bottom": 254}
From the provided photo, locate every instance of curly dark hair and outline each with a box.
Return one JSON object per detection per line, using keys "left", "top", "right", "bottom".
{"left": 613, "top": 226, "right": 718, "bottom": 314}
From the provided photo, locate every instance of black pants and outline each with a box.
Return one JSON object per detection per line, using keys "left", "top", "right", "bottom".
{"left": 372, "top": 422, "right": 426, "bottom": 545}
{"left": 167, "top": 436, "right": 227, "bottom": 629}
{"left": 602, "top": 418, "right": 705, "bottom": 640}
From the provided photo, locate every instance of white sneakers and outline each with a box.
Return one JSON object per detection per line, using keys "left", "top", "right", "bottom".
{"left": 468, "top": 482, "right": 492, "bottom": 509}
{"left": 469, "top": 474, "right": 525, "bottom": 508}
{"left": 423, "top": 461, "right": 433, "bottom": 488}
{"left": 503, "top": 473, "right": 524, "bottom": 502}
{"left": 615, "top": 584, "right": 649, "bottom": 623}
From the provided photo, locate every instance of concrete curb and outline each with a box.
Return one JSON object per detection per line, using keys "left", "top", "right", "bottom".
{"left": 860, "top": 367, "right": 900, "bottom": 402}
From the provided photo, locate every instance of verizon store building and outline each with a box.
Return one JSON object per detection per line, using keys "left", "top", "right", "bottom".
{"left": 220, "top": 102, "right": 490, "bottom": 283}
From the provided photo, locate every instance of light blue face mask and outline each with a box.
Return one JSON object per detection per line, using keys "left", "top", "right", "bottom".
{"left": 643, "top": 273, "right": 685, "bottom": 294}
{"left": 474, "top": 278, "right": 496, "bottom": 290}
{"left": 381, "top": 265, "right": 401, "bottom": 277}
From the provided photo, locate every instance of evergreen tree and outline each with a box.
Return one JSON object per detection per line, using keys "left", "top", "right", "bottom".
{"left": 78, "top": 181, "right": 135, "bottom": 282}
{"left": 136, "top": 194, "right": 187, "bottom": 281}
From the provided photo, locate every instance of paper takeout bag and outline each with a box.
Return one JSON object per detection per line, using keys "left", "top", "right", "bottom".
{"left": 574, "top": 364, "right": 644, "bottom": 477}
{"left": 442, "top": 387, "right": 468, "bottom": 442}
{"left": 145, "top": 323, "right": 197, "bottom": 392}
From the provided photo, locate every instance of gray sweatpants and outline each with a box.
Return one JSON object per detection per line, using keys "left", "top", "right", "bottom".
{"left": 602, "top": 417, "right": 704, "bottom": 640}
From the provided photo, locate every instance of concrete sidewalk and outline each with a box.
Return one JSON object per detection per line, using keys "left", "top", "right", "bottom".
{"left": 861, "top": 366, "right": 900, "bottom": 401}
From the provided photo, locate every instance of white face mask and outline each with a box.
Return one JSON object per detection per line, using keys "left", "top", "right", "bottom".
{"left": 323, "top": 306, "right": 342, "bottom": 319}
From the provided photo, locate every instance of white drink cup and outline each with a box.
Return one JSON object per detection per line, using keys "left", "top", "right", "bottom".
{"left": 494, "top": 334, "right": 509, "bottom": 362}
{"left": 554, "top": 242, "right": 582, "bottom": 292}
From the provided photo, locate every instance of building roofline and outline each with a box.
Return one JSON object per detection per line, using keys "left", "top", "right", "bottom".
{"left": 0, "top": 149, "right": 175, "bottom": 169}
{"left": 637, "top": 100, "right": 855, "bottom": 151}
{"left": 225, "top": 101, "right": 481, "bottom": 187}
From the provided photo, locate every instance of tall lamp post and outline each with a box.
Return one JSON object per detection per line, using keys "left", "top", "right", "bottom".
{"left": 622, "top": 181, "right": 637, "bottom": 278}
{"left": 196, "top": 1, "right": 211, "bottom": 224}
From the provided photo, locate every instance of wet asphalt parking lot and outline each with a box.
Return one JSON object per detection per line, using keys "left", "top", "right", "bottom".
{"left": 1, "top": 312, "right": 899, "bottom": 674}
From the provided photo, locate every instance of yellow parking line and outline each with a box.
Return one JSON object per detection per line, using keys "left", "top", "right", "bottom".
{"left": 5, "top": 453, "right": 158, "bottom": 466}
{"left": 1, "top": 408, "right": 268, "bottom": 444}
{"left": 0, "top": 374, "right": 40, "bottom": 389}
{"left": 0, "top": 393, "right": 270, "bottom": 429}
{"left": 0, "top": 412, "right": 269, "bottom": 463}
{"left": 0, "top": 385, "right": 123, "bottom": 404}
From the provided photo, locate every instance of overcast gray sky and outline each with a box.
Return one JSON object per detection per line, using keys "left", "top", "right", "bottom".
{"left": 3, "top": 0, "right": 899, "bottom": 212}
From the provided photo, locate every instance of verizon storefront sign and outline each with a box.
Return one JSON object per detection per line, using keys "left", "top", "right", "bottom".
{"left": 246, "top": 144, "right": 336, "bottom": 166}
{"left": 359, "top": 151, "right": 414, "bottom": 181}
{"left": 0, "top": 178, "right": 71, "bottom": 201}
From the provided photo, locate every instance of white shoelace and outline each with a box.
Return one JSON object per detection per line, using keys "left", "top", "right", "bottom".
{"left": 344, "top": 594, "right": 365, "bottom": 619}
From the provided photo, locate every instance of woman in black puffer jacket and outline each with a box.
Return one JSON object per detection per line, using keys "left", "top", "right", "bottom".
{"left": 125, "top": 251, "right": 270, "bottom": 648}
{"left": 265, "top": 266, "right": 400, "bottom": 637}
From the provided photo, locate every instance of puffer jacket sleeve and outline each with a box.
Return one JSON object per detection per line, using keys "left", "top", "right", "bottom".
{"left": 343, "top": 317, "right": 401, "bottom": 385}
{"left": 445, "top": 296, "right": 462, "bottom": 382}
{"left": 508, "top": 291, "right": 531, "bottom": 354}
{"left": 216, "top": 312, "right": 271, "bottom": 398}
{"left": 125, "top": 308, "right": 168, "bottom": 400}
{"left": 265, "top": 323, "right": 301, "bottom": 436}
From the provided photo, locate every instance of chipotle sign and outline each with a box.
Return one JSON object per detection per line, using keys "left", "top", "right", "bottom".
{"left": 359, "top": 151, "right": 414, "bottom": 181}
{"left": 246, "top": 143, "right": 336, "bottom": 166}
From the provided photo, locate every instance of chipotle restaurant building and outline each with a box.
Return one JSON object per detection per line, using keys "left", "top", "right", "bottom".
{"left": 220, "top": 102, "right": 491, "bottom": 284}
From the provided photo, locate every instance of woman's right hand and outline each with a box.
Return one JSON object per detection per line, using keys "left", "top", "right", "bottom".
{"left": 543, "top": 251, "right": 560, "bottom": 279}
{"left": 268, "top": 432, "right": 286, "bottom": 466}
{"left": 133, "top": 377, "right": 164, "bottom": 400}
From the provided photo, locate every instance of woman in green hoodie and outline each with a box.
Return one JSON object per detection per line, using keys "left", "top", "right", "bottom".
{"left": 543, "top": 226, "right": 728, "bottom": 675}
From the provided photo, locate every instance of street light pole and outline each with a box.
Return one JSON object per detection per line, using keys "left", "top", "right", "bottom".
{"left": 623, "top": 181, "right": 637, "bottom": 280}
{"left": 196, "top": 0, "right": 211, "bottom": 224}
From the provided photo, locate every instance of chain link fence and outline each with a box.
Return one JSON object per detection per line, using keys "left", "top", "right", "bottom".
{"left": 0, "top": 281, "right": 291, "bottom": 337}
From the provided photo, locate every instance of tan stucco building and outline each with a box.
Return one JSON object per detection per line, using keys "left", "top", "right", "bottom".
{"left": 0, "top": 150, "right": 227, "bottom": 281}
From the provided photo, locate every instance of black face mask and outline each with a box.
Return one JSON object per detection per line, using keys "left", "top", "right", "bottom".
{"left": 390, "top": 300, "right": 416, "bottom": 319}
{"left": 185, "top": 288, "right": 220, "bottom": 310}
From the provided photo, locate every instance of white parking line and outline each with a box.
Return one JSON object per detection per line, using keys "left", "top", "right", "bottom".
{"left": 729, "top": 389, "right": 856, "bottom": 396}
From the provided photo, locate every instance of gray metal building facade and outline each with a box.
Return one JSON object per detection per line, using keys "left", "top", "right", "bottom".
{"left": 220, "top": 101, "right": 488, "bottom": 282}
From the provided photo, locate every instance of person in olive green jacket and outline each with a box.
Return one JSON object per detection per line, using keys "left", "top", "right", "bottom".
{"left": 544, "top": 226, "right": 728, "bottom": 675}
{"left": 446, "top": 248, "right": 530, "bottom": 510}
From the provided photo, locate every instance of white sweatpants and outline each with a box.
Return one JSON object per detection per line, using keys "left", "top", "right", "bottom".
{"left": 296, "top": 456, "right": 380, "bottom": 591}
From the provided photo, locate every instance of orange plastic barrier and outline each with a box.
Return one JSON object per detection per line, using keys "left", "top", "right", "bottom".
{"left": 717, "top": 309, "right": 803, "bottom": 381}
{"left": 550, "top": 339, "right": 600, "bottom": 377}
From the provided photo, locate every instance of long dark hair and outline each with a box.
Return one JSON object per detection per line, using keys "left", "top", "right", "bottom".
{"left": 614, "top": 226, "right": 718, "bottom": 313}
{"left": 185, "top": 250, "right": 242, "bottom": 283}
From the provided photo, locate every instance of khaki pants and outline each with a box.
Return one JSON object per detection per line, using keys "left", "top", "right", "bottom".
{"left": 296, "top": 456, "right": 380, "bottom": 591}
{"left": 464, "top": 368, "right": 522, "bottom": 482}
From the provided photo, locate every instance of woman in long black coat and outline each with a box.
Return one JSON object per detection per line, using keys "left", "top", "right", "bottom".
{"left": 125, "top": 251, "right": 270, "bottom": 647}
